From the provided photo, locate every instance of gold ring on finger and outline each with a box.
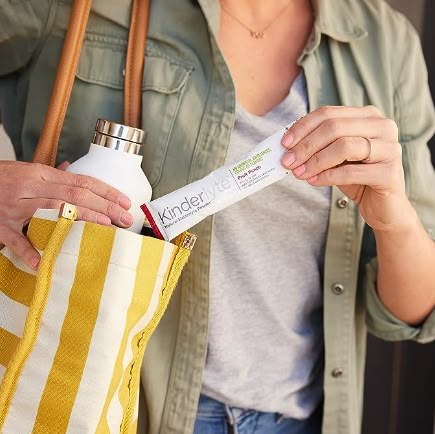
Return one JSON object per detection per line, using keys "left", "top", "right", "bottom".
{"left": 361, "top": 137, "right": 374, "bottom": 163}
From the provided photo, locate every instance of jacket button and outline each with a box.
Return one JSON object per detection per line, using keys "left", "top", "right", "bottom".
{"left": 336, "top": 196, "right": 349, "bottom": 208}
{"left": 331, "top": 368, "right": 344, "bottom": 378}
{"left": 332, "top": 283, "right": 345, "bottom": 295}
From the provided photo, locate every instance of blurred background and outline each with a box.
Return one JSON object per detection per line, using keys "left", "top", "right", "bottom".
{"left": 0, "top": 1, "right": 434, "bottom": 433}
{"left": 0, "top": 124, "right": 13, "bottom": 160}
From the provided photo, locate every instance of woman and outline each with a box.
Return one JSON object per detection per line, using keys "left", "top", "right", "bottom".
{"left": 0, "top": 0, "right": 434, "bottom": 433}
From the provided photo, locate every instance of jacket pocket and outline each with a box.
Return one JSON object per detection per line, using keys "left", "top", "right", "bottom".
{"left": 76, "top": 35, "right": 193, "bottom": 188}
{"left": 140, "top": 55, "right": 193, "bottom": 187}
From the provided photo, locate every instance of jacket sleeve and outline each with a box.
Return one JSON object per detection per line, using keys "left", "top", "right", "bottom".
{"left": 364, "top": 14, "right": 435, "bottom": 343}
{"left": 365, "top": 258, "right": 435, "bottom": 343}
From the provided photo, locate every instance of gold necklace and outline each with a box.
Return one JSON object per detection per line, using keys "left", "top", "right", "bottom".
{"left": 220, "top": 2, "right": 292, "bottom": 39}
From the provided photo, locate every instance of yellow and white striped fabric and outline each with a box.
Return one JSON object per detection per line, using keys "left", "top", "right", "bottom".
{"left": 0, "top": 206, "right": 193, "bottom": 433}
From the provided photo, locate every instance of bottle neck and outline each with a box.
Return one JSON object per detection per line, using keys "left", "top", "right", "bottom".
{"left": 92, "top": 132, "right": 143, "bottom": 155}
{"left": 88, "top": 143, "right": 143, "bottom": 164}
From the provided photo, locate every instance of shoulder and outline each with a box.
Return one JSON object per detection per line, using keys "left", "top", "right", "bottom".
{"left": 352, "top": 0, "right": 419, "bottom": 42}
{"left": 320, "top": 0, "right": 421, "bottom": 63}
{"left": 345, "top": 0, "right": 423, "bottom": 84}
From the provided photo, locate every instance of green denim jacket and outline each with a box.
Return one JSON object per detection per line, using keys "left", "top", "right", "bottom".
{"left": 0, "top": 0, "right": 434, "bottom": 433}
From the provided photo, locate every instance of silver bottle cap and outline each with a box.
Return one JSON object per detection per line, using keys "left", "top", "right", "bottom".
{"left": 92, "top": 119, "right": 146, "bottom": 155}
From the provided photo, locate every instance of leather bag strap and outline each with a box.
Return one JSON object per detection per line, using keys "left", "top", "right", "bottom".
{"left": 124, "top": 0, "right": 150, "bottom": 127}
{"left": 32, "top": 0, "right": 150, "bottom": 166}
{"left": 32, "top": 0, "right": 92, "bottom": 166}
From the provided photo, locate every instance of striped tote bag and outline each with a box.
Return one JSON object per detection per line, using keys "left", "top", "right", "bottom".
{"left": 0, "top": 204, "right": 195, "bottom": 433}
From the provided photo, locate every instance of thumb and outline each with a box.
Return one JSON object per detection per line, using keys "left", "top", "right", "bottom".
{"left": 0, "top": 225, "right": 41, "bottom": 270}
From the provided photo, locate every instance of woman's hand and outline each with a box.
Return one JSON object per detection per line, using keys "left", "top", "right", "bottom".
{"left": 281, "top": 105, "right": 410, "bottom": 232}
{"left": 0, "top": 161, "right": 133, "bottom": 269}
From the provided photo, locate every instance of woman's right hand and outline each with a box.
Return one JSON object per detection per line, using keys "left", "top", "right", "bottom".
{"left": 0, "top": 161, "right": 134, "bottom": 269}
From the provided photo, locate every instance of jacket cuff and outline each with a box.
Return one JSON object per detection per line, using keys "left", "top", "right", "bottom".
{"left": 364, "top": 258, "right": 435, "bottom": 343}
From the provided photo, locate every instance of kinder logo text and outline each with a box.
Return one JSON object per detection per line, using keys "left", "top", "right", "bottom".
{"left": 158, "top": 177, "right": 232, "bottom": 227}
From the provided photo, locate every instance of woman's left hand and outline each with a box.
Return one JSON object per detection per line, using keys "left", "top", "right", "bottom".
{"left": 281, "top": 105, "right": 411, "bottom": 232}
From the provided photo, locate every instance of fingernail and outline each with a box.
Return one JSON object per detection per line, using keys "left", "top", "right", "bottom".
{"left": 307, "top": 175, "right": 318, "bottom": 183}
{"left": 97, "top": 215, "right": 111, "bottom": 226}
{"left": 281, "top": 132, "right": 294, "bottom": 148}
{"left": 293, "top": 164, "right": 306, "bottom": 176}
{"left": 121, "top": 212, "right": 134, "bottom": 226}
{"left": 31, "top": 256, "right": 40, "bottom": 269}
{"left": 281, "top": 151, "right": 296, "bottom": 167}
{"left": 119, "top": 195, "right": 131, "bottom": 210}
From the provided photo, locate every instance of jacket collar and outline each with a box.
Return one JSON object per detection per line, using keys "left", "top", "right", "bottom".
{"left": 313, "top": 0, "right": 368, "bottom": 42}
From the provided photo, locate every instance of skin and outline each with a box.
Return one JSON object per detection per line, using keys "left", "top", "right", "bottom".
{"left": 0, "top": 161, "right": 133, "bottom": 269}
{"left": 219, "top": 0, "right": 313, "bottom": 116}
{"left": 219, "top": 0, "right": 435, "bottom": 324}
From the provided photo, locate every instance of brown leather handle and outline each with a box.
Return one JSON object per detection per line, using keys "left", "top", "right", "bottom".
{"left": 32, "top": 0, "right": 92, "bottom": 166}
{"left": 124, "top": 0, "right": 150, "bottom": 128}
{"left": 32, "top": 0, "right": 150, "bottom": 166}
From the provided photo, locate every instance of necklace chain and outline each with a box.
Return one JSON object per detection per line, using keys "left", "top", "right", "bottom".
{"left": 220, "top": 2, "right": 292, "bottom": 39}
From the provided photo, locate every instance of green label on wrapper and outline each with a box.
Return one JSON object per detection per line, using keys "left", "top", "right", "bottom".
{"left": 232, "top": 148, "right": 272, "bottom": 174}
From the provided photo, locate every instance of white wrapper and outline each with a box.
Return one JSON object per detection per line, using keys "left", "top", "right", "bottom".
{"left": 141, "top": 125, "right": 292, "bottom": 240}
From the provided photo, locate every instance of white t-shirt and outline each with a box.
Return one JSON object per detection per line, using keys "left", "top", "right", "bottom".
{"left": 203, "top": 73, "right": 331, "bottom": 419}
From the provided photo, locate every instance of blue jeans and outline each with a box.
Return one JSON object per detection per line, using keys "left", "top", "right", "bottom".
{"left": 193, "top": 394, "right": 322, "bottom": 434}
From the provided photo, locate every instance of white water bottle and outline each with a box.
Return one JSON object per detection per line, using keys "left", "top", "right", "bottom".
{"left": 67, "top": 119, "right": 152, "bottom": 233}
